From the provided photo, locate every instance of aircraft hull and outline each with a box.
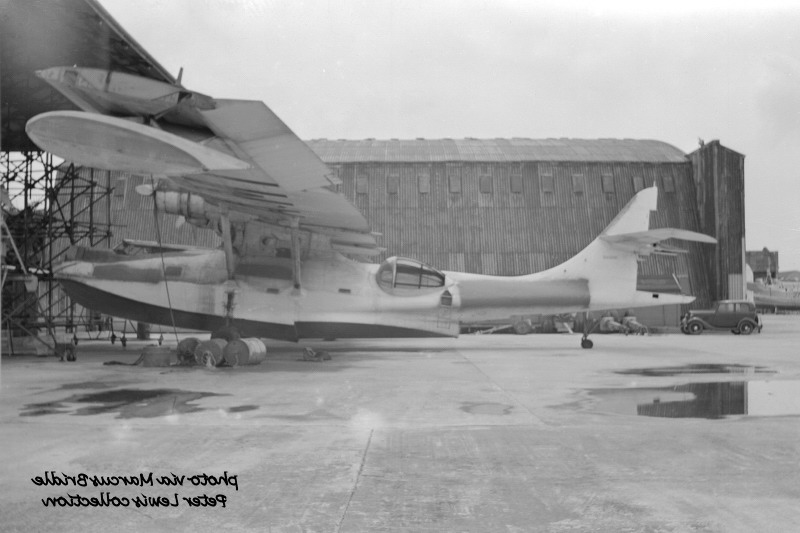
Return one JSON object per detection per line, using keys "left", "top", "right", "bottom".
{"left": 58, "top": 278, "right": 454, "bottom": 340}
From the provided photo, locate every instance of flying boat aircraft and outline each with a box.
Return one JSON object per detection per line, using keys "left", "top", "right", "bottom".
{"left": 25, "top": 66, "right": 716, "bottom": 349}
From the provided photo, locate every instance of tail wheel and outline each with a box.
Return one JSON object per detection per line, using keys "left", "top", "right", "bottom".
{"left": 581, "top": 338, "right": 593, "bottom": 349}
{"left": 688, "top": 321, "right": 703, "bottom": 335}
{"left": 737, "top": 320, "right": 755, "bottom": 335}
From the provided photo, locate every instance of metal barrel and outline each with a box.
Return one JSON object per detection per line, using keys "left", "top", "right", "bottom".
{"left": 222, "top": 338, "right": 267, "bottom": 366}
{"left": 177, "top": 337, "right": 200, "bottom": 364}
{"left": 194, "top": 338, "right": 227, "bottom": 366}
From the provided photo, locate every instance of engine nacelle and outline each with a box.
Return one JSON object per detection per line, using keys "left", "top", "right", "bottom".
{"left": 155, "top": 190, "right": 208, "bottom": 221}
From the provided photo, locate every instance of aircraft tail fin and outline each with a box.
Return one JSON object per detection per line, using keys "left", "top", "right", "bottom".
{"left": 534, "top": 186, "right": 715, "bottom": 310}
{"left": 601, "top": 185, "right": 658, "bottom": 237}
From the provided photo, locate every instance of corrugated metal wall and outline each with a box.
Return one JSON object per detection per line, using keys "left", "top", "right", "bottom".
{"left": 688, "top": 141, "right": 745, "bottom": 301}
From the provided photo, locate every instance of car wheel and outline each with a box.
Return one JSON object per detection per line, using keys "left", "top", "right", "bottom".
{"left": 738, "top": 321, "right": 754, "bottom": 335}
{"left": 688, "top": 321, "right": 703, "bottom": 335}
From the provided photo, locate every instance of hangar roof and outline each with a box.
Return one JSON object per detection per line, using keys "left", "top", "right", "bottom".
{"left": 1, "top": 0, "right": 176, "bottom": 152}
{"left": 307, "top": 138, "right": 688, "bottom": 164}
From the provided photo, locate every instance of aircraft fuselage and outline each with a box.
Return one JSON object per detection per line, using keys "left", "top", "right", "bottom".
{"left": 55, "top": 236, "right": 690, "bottom": 341}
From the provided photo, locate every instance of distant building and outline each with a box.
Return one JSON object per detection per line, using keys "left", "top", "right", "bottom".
{"left": 746, "top": 248, "right": 779, "bottom": 281}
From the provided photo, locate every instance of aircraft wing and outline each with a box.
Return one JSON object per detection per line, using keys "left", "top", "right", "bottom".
{"left": 25, "top": 67, "right": 377, "bottom": 254}
{"left": 601, "top": 228, "right": 717, "bottom": 256}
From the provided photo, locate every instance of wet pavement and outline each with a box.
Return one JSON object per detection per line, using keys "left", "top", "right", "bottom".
{"left": 2, "top": 315, "right": 800, "bottom": 532}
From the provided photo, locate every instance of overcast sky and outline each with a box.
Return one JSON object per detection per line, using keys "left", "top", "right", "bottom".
{"left": 101, "top": 0, "right": 800, "bottom": 270}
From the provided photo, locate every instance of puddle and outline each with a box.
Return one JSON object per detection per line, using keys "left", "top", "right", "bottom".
{"left": 20, "top": 388, "right": 230, "bottom": 419}
{"left": 589, "top": 380, "right": 800, "bottom": 419}
{"left": 616, "top": 364, "right": 775, "bottom": 377}
{"left": 460, "top": 402, "right": 514, "bottom": 416}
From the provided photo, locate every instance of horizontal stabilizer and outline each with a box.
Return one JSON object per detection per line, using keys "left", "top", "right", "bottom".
{"left": 601, "top": 227, "right": 716, "bottom": 255}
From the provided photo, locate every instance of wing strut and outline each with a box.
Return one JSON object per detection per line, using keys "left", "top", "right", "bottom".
{"left": 220, "top": 214, "right": 236, "bottom": 278}
{"left": 219, "top": 214, "right": 239, "bottom": 324}
{"left": 291, "top": 222, "right": 302, "bottom": 291}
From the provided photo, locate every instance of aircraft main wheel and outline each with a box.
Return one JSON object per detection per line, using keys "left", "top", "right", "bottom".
{"left": 738, "top": 321, "right": 755, "bottom": 335}
{"left": 581, "top": 338, "right": 593, "bottom": 349}
{"left": 731, "top": 329, "right": 741, "bottom": 335}
{"left": 681, "top": 325, "right": 690, "bottom": 334}
{"left": 688, "top": 322, "right": 703, "bottom": 335}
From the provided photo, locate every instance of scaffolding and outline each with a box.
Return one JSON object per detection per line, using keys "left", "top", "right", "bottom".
{"left": 1, "top": 150, "right": 113, "bottom": 353}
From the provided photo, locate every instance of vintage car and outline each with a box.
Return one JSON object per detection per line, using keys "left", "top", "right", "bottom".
{"left": 681, "top": 300, "right": 762, "bottom": 335}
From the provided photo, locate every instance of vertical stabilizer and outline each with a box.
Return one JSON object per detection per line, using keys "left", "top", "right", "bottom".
{"left": 601, "top": 185, "right": 658, "bottom": 236}
{"left": 531, "top": 186, "right": 665, "bottom": 309}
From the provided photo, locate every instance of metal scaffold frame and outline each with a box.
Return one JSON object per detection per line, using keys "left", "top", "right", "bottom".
{"left": 1, "top": 150, "right": 113, "bottom": 354}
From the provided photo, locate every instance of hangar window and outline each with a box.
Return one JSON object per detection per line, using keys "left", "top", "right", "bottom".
{"left": 376, "top": 257, "right": 446, "bottom": 292}
{"left": 572, "top": 174, "right": 585, "bottom": 195}
{"left": 540, "top": 173, "right": 554, "bottom": 194}
{"left": 113, "top": 177, "right": 127, "bottom": 200}
{"left": 448, "top": 167, "right": 462, "bottom": 193}
{"left": 356, "top": 175, "right": 369, "bottom": 195}
{"left": 632, "top": 176, "right": 645, "bottom": 192}
{"left": 510, "top": 173, "right": 523, "bottom": 193}
{"left": 602, "top": 174, "right": 615, "bottom": 193}
{"left": 387, "top": 174, "right": 399, "bottom": 194}
{"left": 418, "top": 171, "right": 430, "bottom": 194}
{"left": 662, "top": 174, "right": 675, "bottom": 192}
{"left": 330, "top": 167, "right": 342, "bottom": 193}
{"left": 479, "top": 175, "right": 493, "bottom": 194}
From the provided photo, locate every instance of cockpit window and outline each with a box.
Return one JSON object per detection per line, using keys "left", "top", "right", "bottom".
{"left": 395, "top": 259, "right": 425, "bottom": 287}
{"left": 376, "top": 257, "right": 445, "bottom": 292}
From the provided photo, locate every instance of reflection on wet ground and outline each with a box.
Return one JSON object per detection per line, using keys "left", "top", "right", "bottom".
{"left": 590, "top": 380, "right": 800, "bottom": 419}
{"left": 19, "top": 388, "right": 256, "bottom": 419}
{"left": 616, "top": 364, "right": 775, "bottom": 377}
